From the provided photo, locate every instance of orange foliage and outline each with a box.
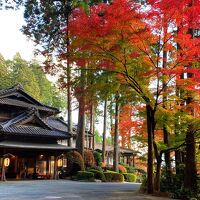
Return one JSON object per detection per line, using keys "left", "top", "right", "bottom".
{"left": 118, "top": 164, "right": 127, "bottom": 173}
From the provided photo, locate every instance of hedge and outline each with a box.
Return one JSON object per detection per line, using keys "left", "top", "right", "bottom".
{"left": 93, "top": 151, "right": 102, "bottom": 166}
{"left": 77, "top": 171, "right": 94, "bottom": 180}
{"left": 123, "top": 173, "right": 137, "bottom": 182}
{"left": 104, "top": 171, "right": 124, "bottom": 182}
{"left": 88, "top": 169, "right": 106, "bottom": 181}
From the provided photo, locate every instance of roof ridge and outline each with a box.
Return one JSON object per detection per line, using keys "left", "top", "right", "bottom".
{"left": 0, "top": 85, "right": 60, "bottom": 114}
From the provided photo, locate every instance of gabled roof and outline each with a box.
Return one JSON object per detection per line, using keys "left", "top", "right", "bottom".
{"left": 0, "top": 108, "right": 51, "bottom": 130}
{"left": 47, "top": 117, "right": 73, "bottom": 134}
{"left": 0, "top": 126, "right": 68, "bottom": 139}
{"left": 95, "top": 143, "right": 138, "bottom": 155}
{"left": 0, "top": 109, "right": 70, "bottom": 139}
{"left": 0, "top": 84, "right": 59, "bottom": 114}
{"left": 47, "top": 117, "right": 93, "bottom": 136}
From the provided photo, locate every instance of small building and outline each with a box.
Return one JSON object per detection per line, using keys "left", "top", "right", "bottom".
{"left": 95, "top": 143, "right": 137, "bottom": 167}
{"left": 0, "top": 85, "right": 72, "bottom": 181}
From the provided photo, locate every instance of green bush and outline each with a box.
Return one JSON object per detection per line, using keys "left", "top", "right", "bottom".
{"left": 66, "top": 151, "right": 85, "bottom": 176}
{"left": 93, "top": 151, "right": 102, "bottom": 166}
{"left": 170, "top": 187, "right": 197, "bottom": 199}
{"left": 77, "top": 171, "right": 94, "bottom": 180}
{"left": 123, "top": 173, "right": 137, "bottom": 182}
{"left": 89, "top": 165, "right": 103, "bottom": 172}
{"left": 88, "top": 169, "right": 106, "bottom": 182}
{"left": 104, "top": 171, "right": 124, "bottom": 182}
{"left": 104, "top": 172, "right": 114, "bottom": 182}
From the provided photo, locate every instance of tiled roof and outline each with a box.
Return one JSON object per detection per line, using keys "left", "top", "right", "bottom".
{"left": 0, "top": 126, "right": 68, "bottom": 139}
{"left": 0, "top": 140, "right": 74, "bottom": 150}
{"left": 0, "top": 98, "right": 58, "bottom": 113}
{"left": 0, "top": 109, "right": 52, "bottom": 130}
{"left": 47, "top": 117, "right": 93, "bottom": 136}
{"left": 0, "top": 110, "right": 70, "bottom": 139}
{"left": 95, "top": 143, "right": 138, "bottom": 155}
{"left": 47, "top": 117, "right": 70, "bottom": 133}
{"left": 0, "top": 84, "right": 59, "bottom": 114}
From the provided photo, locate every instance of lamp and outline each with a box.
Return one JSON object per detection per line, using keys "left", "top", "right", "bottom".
{"left": 57, "top": 159, "right": 63, "bottom": 167}
{"left": 4, "top": 158, "right": 10, "bottom": 167}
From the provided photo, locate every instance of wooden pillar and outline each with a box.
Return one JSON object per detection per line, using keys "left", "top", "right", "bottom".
{"left": 34, "top": 156, "right": 37, "bottom": 174}
{"left": 132, "top": 155, "right": 135, "bottom": 167}
{"left": 14, "top": 156, "right": 18, "bottom": 173}
{"left": 46, "top": 156, "right": 49, "bottom": 176}
{"left": 54, "top": 156, "right": 58, "bottom": 180}
{"left": 89, "top": 137, "right": 92, "bottom": 149}
{"left": 1, "top": 158, "right": 6, "bottom": 181}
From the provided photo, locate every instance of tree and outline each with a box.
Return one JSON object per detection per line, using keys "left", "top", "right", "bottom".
{"left": 0, "top": 54, "right": 12, "bottom": 89}
{"left": 11, "top": 53, "right": 41, "bottom": 100}
{"left": 67, "top": 0, "right": 200, "bottom": 193}
{"left": 0, "top": 53, "right": 66, "bottom": 109}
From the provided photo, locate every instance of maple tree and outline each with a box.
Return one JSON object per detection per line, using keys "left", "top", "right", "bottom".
{"left": 67, "top": 0, "right": 200, "bottom": 193}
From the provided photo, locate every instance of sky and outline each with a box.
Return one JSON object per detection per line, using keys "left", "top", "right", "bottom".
{"left": 0, "top": 9, "right": 35, "bottom": 60}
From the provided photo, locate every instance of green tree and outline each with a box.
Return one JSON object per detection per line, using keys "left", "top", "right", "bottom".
{"left": 11, "top": 53, "right": 41, "bottom": 100}
{"left": 0, "top": 54, "right": 12, "bottom": 89}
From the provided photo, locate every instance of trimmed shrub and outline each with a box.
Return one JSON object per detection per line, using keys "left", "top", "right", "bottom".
{"left": 89, "top": 165, "right": 103, "bottom": 172}
{"left": 118, "top": 164, "right": 127, "bottom": 173}
{"left": 104, "top": 171, "right": 124, "bottom": 182}
{"left": 88, "top": 169, "right": 106, "bottom": 182}
{"left": 66, "top": 151, "right": 85, "bottom": 176}
{"left": 104, "top": 172, "right": 115, "bottom": 182}
{"left": 93, "top": 151, "right": 102, "bottom": 166}
{"left": 77, "top": 171, "right": 94, "bottom": 180}
{"left": 123, "top": 173, "right": 137, "bottom": 182}
{"left": 113, "top": 173, "right": 124, "bottom": 182}
{"left": 84, "top": 150, "right": 95, "bottom": 168}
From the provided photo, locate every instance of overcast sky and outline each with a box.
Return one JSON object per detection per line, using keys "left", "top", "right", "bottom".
{"left": 0, "top": 9, "right": 35, "bottom": 60}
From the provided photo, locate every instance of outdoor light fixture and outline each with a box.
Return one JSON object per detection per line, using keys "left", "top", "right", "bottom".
{"left": 57, "top": 159, "right": 63, "bottom": 167}
{"left": 4, "top": 158, "right": 10, "bottom": 167}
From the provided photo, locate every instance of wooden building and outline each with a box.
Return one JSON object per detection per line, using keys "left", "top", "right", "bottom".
{"left": 95, "top": 143, "right": 137, "bottom": 167}
{"left": 0, "top": 85, "right": 72, "bottom": 181}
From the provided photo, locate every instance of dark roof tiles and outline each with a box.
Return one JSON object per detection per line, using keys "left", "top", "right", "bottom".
{"left": 0, "top": 126, "right": 68, "bottom": 139}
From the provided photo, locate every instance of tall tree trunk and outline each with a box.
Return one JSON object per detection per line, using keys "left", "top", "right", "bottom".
{"left": 89, "top": 104, "right": 94, "bottom": 149}
{"left": 67, "top": 63, "right": 73, "bottom": 146}
{"left": 184, "top": 128, "right": 197, "bottom": 191}
{"left": 76, "top": 68, "right": 86, "bottom": 158}
{"left": 183, "top": 21, "right": 197, "bottom": 192}
{"left": 154, "top": 155, "right": 162, "bottom": 192}
{"left": 183, "top": 70, "right": 197, "bottom": 190}
{"left": 146, "top": 103, "right": 154, "bottom": 194}
{"left": 113, "top": 93, "right": 119, "bottom": 172}
{"left": 102, "top": 99, "right": 107, "bottom": 163}
{"left": 110, "top": 96, "right": 114, "bottom": 145}
{"left": 92, "top": 108, "right": 95, "bottom": 150}
{"left": 162, "top": 37, "right": 172, "bottom": 181}
{"left": 153, "top": 140, "right": 163, "bottom": 192}
{"left": 66, "top": 12, "right": 73, "bottom": 147}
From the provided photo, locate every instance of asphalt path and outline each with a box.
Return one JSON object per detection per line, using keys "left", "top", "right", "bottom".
{"left": 0, "top": 180, "right": 142, "bottom": 200}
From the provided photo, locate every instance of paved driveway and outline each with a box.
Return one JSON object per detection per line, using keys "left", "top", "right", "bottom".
{"left": 0, "top": 180, "right": 170, "bottom": 200}
{"left": 0, "top": 180, "right": 142, "bottom": 200}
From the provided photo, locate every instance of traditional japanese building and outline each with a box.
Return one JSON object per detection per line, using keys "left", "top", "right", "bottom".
{"left": 95, "top": 143, "right": 137, "bottom": 167}
{"left": 0, "top": 84, "right": 72, "bottom": 181}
